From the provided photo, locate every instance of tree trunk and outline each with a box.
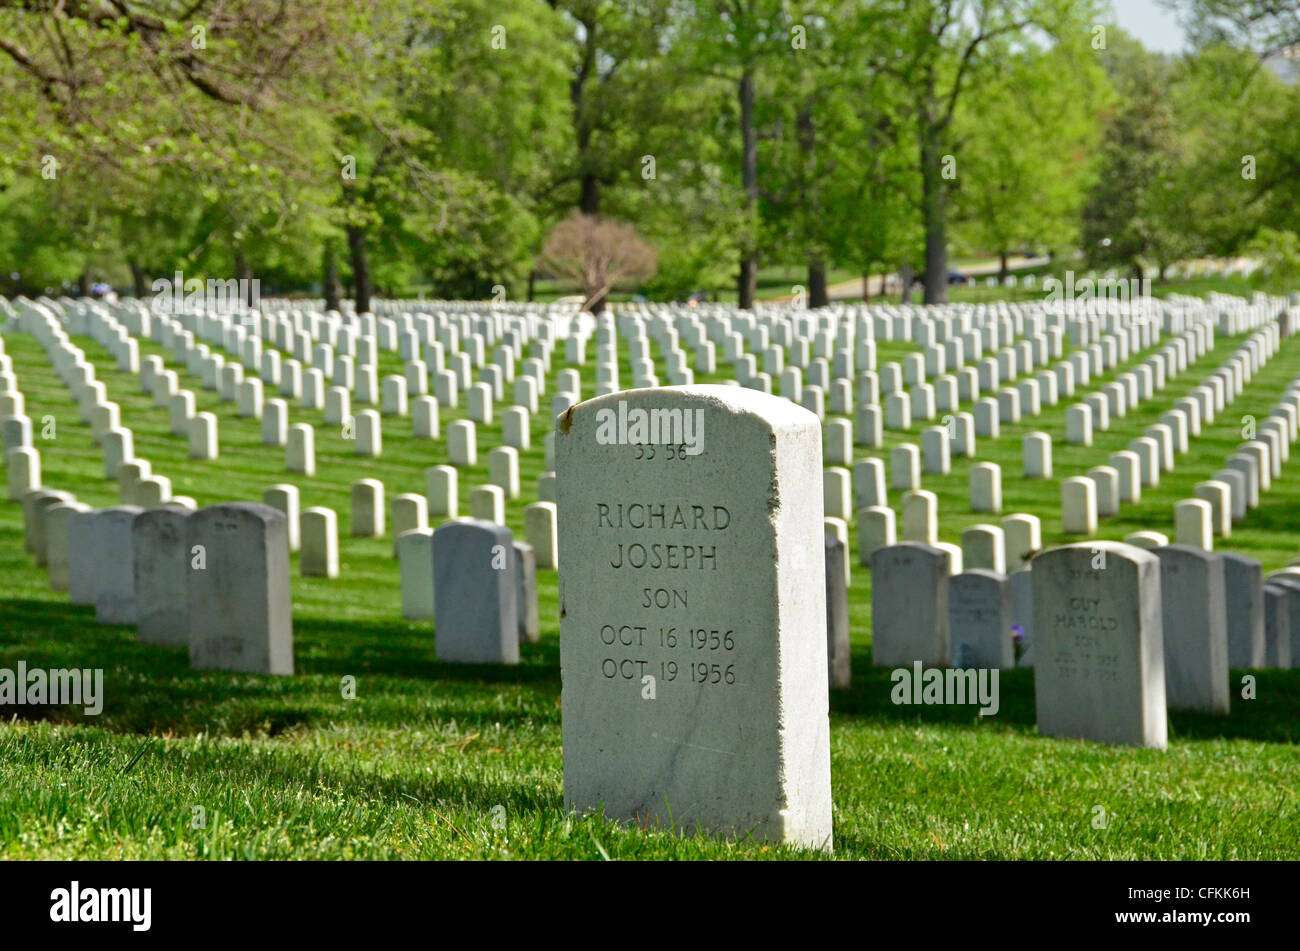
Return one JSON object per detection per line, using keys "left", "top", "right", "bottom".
{"left": 78, "top": 269, "right": 92, "bottom": 297}
{"left": 572, "top": 15, "right": 600, "bottom": 216}
{"left": 809, "top": 257, "right": 828, "bottom": 309}
{"left": 323, "top": 239, "right": 342, "bottom": 312}
{"left": 348, "top": 225, "right": 371, "bottom": 314}
{"left": 900, "top": 262, "right": 915, "bottom": 304}
{"left": 998, "top": 251, "right": 1009, "bottom": 283}
{"left": 862, "top": 268, "right": 872, "bottom": 303}
{"left": 737, "top": 67, "right": 759, "bottom": 310}
{"left": 234, "top": 250, "right": 255, "bottom": 306}
{"left": 128, "top": 259, "right": 149, "bottom": 298}
{"left": 579, "top": 175, "right": 600, "bottom": 216}
{"left": 527, "top": 268, "right": 537, "bottom": 303}
{"left": 919, "top": 137, "right": 949, "bottom": 305}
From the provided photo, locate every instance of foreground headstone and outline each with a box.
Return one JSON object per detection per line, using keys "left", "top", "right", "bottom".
{"left": 186, "top": 503, "right": 294, "bottom": 674}
{"left": 432, "top": 519, "right": 519, "bottom": 664}
{"left": 1032, "top": 542, "right": 1167, "bottom": 749}
{"left": 1153, "top": 546, "right": 1229, "bottom": 714}
{"left": 133, "top": 507, "right": 191, "bottom": 646}
{"left": 556, "top": 385, "right": 833, "bottom": 849}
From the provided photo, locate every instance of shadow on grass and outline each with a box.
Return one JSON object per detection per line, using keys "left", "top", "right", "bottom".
{"left": 6, "top": 597, "right": 1295, "bottom": 744}
{"left": 833, "top": 645, "right": 1300, "bottom": 744}
{"left": 0, "top": 597, "right": 562, "bottom": 738}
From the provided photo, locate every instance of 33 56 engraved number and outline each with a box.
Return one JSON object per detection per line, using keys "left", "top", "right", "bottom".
{"left": 633, "top": 443, "right": 688, "bottom": 460}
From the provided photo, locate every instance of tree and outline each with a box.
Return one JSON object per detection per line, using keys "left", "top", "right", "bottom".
{"left": 682, "top": 0, "right": 801, "bottom": 309}
{"left": 1080, "top": 31, "right": 1182, "bottom": 279}
{"left": 1171, "top": 0, "right": 1300, "bottom": 56}
{"left": 540, "top": 212, "right": 657, "bottom": 310}
{"left": 952, "top": 36, "right": 1108, "bottom": 278}
{"left": 869, "top": 0, "right": 1103, "bottom": 303}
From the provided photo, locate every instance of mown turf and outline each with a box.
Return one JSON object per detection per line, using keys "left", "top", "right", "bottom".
{"left": 1, "top": 298, "right": 1298, "bottom": 860}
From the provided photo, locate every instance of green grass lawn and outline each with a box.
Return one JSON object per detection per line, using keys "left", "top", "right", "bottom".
{"left": 2, "top": 300, "right": 1299, "bottom": 859}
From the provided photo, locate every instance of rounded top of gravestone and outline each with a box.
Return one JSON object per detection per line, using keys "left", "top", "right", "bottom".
{"left": 1035, "top": 540, "right": 1159, "bottom": 567}
{"left": 97, "top": 504, "right": 145, "bottom": 515}
{"left": 433, "top": 517, "right": 511, "bottom": 541}
{"left": 135, "top": 506, "right": 190, "bottom": 524}
{"left": 952, "top": 567, "right": 1008, "bottom": 584}
{"left": 1151, "top": 543, "right": 1220, "bottom": 564}
{"left": 870, "top": 541, "right": 950, "bottom": 570}
{"left": 25, "top": 487, "right": 73, "bottom": 503}
{"left": 191, "top": 501, "right": 285, "bottom": 524}
{"left": 1218, "top": 551, "right": 1261, "bottom": 568}
{"left": 556, "top": 383, "right": 819, "bottom": 438}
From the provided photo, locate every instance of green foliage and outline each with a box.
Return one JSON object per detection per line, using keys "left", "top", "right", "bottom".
{"left": 0, "top": 0, "right": 1297, "bottom": 301}
{"left": 1246, "top": 228, "right": 1300, "bottom": 287}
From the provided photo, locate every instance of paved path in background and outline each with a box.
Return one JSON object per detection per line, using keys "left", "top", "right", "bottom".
{"left": 768, "top": 255, "right": 1051, "bottom": 303}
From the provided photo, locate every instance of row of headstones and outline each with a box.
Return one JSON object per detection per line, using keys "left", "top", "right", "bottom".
{"left": 803, "top": 303, "right": 1232, "bottom": 542}
{"left": 13, "top": 482, "right": 552, "bottom": 671}
{"left": 833, "top": 320, "right": 1290, "bottom": 545}
{"left": 873, "top": 313, "right": 1210, "bottom": 446}
{"left": 134, "top": 298, "right": 584, "bottom": 415}
{"left": 872, "top": 539, "right": 1299, "bottom": 746}
{"left": 8, "top": 290, "right": 1270, "bottom": 484}
{"left": 6, "top": 300, "right": 559, "bottom": 491}
{"left": 31, "top": 289, "right": 1226, "bottom": 437}
{"left": 12, "top": 288, "right": 1289, "bottom": 377}
{"left": 1, "top": 293, "right": 1285, "bottom": 548}
{"left": 0, "top": 320, "right": 566, "bottom": 599}
{"left": 0, "top": 302, "right": 551, "bottom": 664}
{"left": 0, "top": 296, "right": 1183, "bottom": 535}
{"left": 848, "top": 312, "right": 1217, "bottom": 465}
{"left": 57, "top": 299, "right": 572, "bottom": 465}
{"left": 825, "top": 305, "right": 1225, "bottom": 512}
{"left": 15, "top": 494, "right": 293, "bottom": 673}
{"left": 256, "top": 478, "right": 559, "bottom": 572}
{"left": 1054, "top": 321, "right": 1291, "bottom": 539}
